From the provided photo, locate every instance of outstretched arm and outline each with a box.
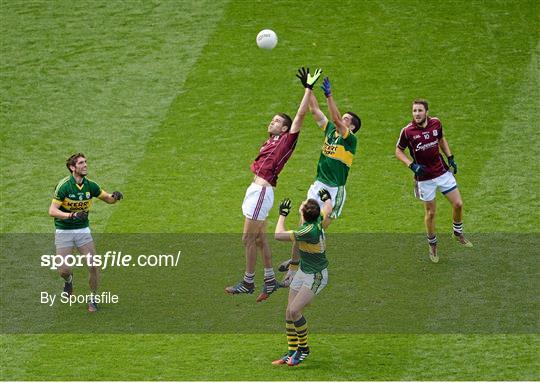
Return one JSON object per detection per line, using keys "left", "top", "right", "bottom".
{"left": 318, "top": 189, "right": 334, "bottom": 229}
{"left": 321, "top": 77, "right": 348, "bottom": 136}
{"left": 275, "top": 198, "right": 294, "bottom": 241}
{"left": 290, "top": 88, "right": 313, "bottom": 134}
{"left": 291, "top": 67, "right": 322, "bottom": 134}
{"left": 98, "top": 190, "right": 123, "bottom": 204}
{"left": 275, "top": 216, "right": 294, "bottom": 242}
{"left": 321, "top": 199, "right": 333, "bottom": 229}
{"left": 309, "top": 93, "right": 327, "bottom": 126}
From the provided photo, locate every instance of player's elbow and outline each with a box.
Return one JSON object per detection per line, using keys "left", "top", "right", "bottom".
{"left": 48, "top": 206, "right": 58, "bottom": 217}
{"left": 274, "top": 232, "right": 289, "bottom": 242}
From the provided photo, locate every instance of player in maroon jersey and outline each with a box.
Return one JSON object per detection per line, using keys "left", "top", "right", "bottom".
{"left": 395, "top": 98, "right": 473, "bottom": 263}
{"left": 225, "top": 67, "right": 323, "bottom": 301}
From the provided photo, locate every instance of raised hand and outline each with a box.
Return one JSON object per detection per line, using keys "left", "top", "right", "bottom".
{"left": 307, "top": 68, "right": 322, "bottom": 88}
{"left": 318, "top": 188, "right": 331, "bottom": 202}
{"left": 279, "top": 198, "right": 292, "bottom": 216}
{"left": 296, "top": 67, "right": 322, "bottom": 89}
{"left": 321, "top": 76, "right": 332, "bottom": 97}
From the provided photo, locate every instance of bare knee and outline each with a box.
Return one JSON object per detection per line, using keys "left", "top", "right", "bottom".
{"left": 89, "top": 266, "right": 99, "bottom": 276}
{"left": 425, "top": 209, "right": 436, "bottom": 220}
{"left": 257, "top": 232, "right": 269, "bottom": 248}
{"left": 58, "top": 267, "right": 71, "bottom": 279}
{"left": 286, "top": 306, "right": 300, "bottom": 320}
{"left": 453, "top": 199, "right": 463, "bottom": 210}
{"left": 242, "top": 234, "right": 257, "bottom": 248}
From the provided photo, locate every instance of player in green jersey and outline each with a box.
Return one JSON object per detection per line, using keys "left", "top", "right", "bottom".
{"left": 280, "top": 76, "right": 361, "bottom": 286}
{"left": 309, "top": 76, "right": 360, "bottom": 217}
{"left": 48, "top": 153, "right": 123, "bottom": 312}
{"left": 308, "top": 77, "right": 361, "bottom": 219}
{"left": 271, "top": 188, "right": 333, "bottom": 366}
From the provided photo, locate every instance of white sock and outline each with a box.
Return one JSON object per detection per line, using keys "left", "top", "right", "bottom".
{"left": 243, "top": 272, "right": 255, "bottom": 284}
{"left": 264, "top": 267, "right": 275, "bottom": 281}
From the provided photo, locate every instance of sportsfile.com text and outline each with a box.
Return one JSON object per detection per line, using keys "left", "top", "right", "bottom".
{"left": 41, "top": 250, "right": 181, "bottom": 270}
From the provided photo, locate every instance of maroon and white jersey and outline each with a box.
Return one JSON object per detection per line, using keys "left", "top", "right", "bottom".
{"left": 250, "top": 131, "right": 299, "bottom": 187}
{"left": 397, "top": 117, "right": 448, "bottom": 181}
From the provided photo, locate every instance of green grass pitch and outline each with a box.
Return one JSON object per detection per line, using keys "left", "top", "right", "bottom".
{"left": 1, "top": 0, "right": 538, "bottom": 380}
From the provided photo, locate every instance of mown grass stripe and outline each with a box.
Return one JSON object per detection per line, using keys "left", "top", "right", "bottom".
{"left": 469, "top": 41, "right": 540, "bottom": 232}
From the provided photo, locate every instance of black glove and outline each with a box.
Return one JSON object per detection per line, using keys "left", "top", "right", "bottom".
{"left": 70, "top": 211, "right": 88, "bottom": 220}
{"left": 279, "top": 198, "right": 292, "bottom": 216}
{"left": 318, "top": 188, "right": 331, "bottom": 202}
{"left": 409, "top": 163, "right": 426, "bottom": 176}
{"left": 278, "top": 258, "right": 292, "bottom": 272}
{"left": 112, "top": 191, "right": 123, "bottom": 201}
{"left": 296, "top": 67, "right": 322, "bottom": 89}
{"left": 447, "top": 155, "right": 457, "bottom": 174}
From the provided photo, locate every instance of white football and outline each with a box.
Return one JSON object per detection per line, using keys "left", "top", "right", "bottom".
{"left": 256, "top": 29, "right": 278, "bottom": 50}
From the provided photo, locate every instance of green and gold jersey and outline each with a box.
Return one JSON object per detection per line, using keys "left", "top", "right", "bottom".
{"left": 316, "top": 120, "right": 357, "bottom": 187}
{"left": 290, "top": 216, "right": 328, "bottom": 273}
{"left": 52, "top": 175, "right": 103, "bottom": 229}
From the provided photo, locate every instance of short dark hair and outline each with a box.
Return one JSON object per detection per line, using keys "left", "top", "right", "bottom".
{"left": 346, "top": 111, "right": 361, "bottom": 133}
{"left": 278, "top": 113, "right": 292, "bottom": 130}
{"left": 412, "top": 98, "right": 429, "bottom": 111}
{"left": 302, "top": 199, "right": 321, "bottom": 223}
{"left": 66, "top": 153, "right": 85, "bottom": 172}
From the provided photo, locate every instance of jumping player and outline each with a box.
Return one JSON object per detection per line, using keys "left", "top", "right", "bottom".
{"left": 280, "top": 75, "right": 361, "bottom": 286}
{"left": 225, "top": 67, "right": 322, "bottom": 302}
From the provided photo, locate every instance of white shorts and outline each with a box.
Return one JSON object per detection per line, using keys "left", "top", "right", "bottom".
{"left": 307, "top": 180, "right": 346, "bottom": 219}
{"left": 290, "top": 268, "right": 328, "bottom": 295}
{"left": 242, "top": 183, "right": 274, "bottom": 221}
{"left": 415, "top": 171, "right": 458, "bottom": 202}
{"left": 55, "top": 227, "right": 93, "bottom": 249}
